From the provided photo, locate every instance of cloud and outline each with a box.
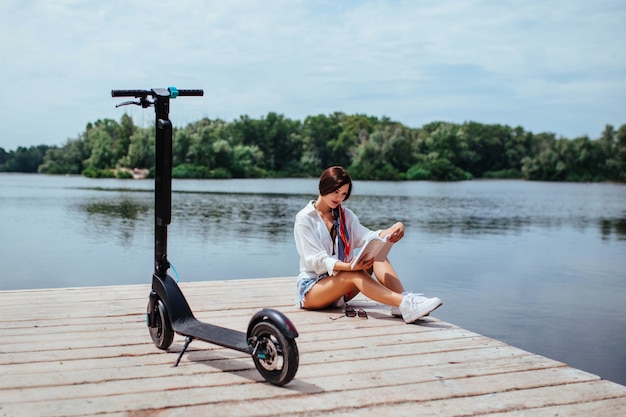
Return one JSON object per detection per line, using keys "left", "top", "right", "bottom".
{"left": 0, "top": 0, "right": 625, "bottom": 150}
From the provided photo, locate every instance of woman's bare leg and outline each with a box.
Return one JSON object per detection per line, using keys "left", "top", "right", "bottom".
{"left": 373, "top": 259, "right": 406, "bottom": 293}
{"left": 302, "top": 271, "right": 404, "bottom": 309}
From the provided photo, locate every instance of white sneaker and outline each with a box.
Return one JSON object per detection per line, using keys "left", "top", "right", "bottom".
{"left": 391, "top": 293, "right": 425, "bottom": 317}
{"left": 399, "top": 294, "right": 442, "bottom": 323}
{"left": 391, "top": 291, "right": 409, "bottom": 317}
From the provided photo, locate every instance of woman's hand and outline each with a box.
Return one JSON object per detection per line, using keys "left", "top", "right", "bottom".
{"left": 385, "top": 222, "right": 405, "bottom": 243}
{"left": 351, "top": 256, "right": 375, "bottom": 271}
{"left": 337, "top": 256, "right": 374, "bottom": 273}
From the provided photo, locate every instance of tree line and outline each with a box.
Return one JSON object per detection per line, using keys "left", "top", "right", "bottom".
{"left": 1, "top": 112, "right": 625, "bottom": 182}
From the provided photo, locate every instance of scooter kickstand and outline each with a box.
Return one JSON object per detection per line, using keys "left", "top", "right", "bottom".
{"left": 173, "top": 336, "right": 194, "bottom": 367}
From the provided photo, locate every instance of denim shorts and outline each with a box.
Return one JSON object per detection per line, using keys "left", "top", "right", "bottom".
{"left": 296, "top": 273, "right": 329, "bottom": 308}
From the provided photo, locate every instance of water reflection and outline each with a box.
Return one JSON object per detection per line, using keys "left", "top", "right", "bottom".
{"left": 73, "top": 197, "right": 151, "bottom": 247}
{"left": 71, "top": 188, "right": 626, "bottom": 242}
{"left": 599, "top": 218, "right": 626, "bottom": 240}
{"left": 172, "top": 192, "right": 302, "bottom": 240}
{"left": 71, "top": 192, "right": 304, "bottom": 245}
{"left": 347, "top": 194, "right": 626, "bottom": 239}
{"left": 83, "top": 199, "right": 150, "bottom": 219}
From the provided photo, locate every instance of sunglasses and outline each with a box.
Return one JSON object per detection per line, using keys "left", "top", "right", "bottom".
{"left": 330, "top": 305, "right": 368, "bottom": 320}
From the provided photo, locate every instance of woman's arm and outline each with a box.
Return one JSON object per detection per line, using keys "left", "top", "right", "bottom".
{"left": 294, "top": 213, "right": 339, "bottom": 275}
{"left": 333, "top": 257, "right": 375, "bottom": 273}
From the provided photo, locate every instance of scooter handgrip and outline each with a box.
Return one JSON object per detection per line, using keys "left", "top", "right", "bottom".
{"left": 111, "top": 89, "right": 150, "bottom": 97}
{"left": 176, "top": 89, "right": 204, "bottom": 97}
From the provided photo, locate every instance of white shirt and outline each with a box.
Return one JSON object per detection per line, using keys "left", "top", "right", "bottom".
{"left": 293, "top": 200, "right": 379, "bottom": 279}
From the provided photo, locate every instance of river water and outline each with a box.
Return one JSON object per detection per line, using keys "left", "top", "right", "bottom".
{"left": 1, "top": 173, "right": 625, "bottom": 385}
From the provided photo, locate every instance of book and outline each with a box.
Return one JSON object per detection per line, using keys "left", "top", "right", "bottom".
{"left": 350, "top": 234, "right": 393, "bottom": 269}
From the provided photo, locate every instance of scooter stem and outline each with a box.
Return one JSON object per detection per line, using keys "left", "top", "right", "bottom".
{"left": 153, "top": 88, "right": 173, "bottom": 277}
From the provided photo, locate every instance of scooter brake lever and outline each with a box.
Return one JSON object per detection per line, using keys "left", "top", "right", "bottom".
{"left": 115, "top": 97, "right": 154, "bottom": 108}
{"left": 115, "top": 100, "right": 141, "bottom": 108}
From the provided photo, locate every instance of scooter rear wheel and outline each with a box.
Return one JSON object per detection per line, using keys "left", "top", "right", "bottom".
{"left": 250, "top": 321, "right": 299, "bottom": 386}
{"left": 147, "top": 299, "right": 174, "bottom": 350}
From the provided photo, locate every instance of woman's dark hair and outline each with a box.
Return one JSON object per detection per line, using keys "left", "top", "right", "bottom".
{"left": 318, "top": 166, "right": 352, "bottom": 201}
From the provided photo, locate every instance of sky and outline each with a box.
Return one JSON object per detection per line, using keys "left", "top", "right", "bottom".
{"left": 1, "top": 0, "right": 625, "bottom": 150}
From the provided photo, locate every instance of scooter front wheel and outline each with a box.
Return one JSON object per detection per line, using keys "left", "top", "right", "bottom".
{"left": 147, "top": 298, "right": 174, "bottom": 350}
{"left": 250, "top": 321, "right": 299, "bottom": 386}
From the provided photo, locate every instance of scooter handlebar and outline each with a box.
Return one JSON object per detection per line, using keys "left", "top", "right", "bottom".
{"left": 111, "top": 88, "right": 204, "bottom": 98}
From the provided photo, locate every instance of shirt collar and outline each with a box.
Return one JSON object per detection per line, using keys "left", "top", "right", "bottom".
{"left": 304, "top": 200, "right": 317, "bottom": 215}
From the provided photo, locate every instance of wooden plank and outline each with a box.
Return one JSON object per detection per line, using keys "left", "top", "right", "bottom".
{"left": 266, "top": 381, "right": 626, "bottom": 417}
{"left": 0, "top": 278, "right": 625, "bottom": 417}
{"left": 1, "top": 352, "right": 568, "bottom": 404}
{"left": 0, "top": 347, "right": 549, "bottom": 392}
{"left": 0, "top": 367, "right": 609, "bottom": 417}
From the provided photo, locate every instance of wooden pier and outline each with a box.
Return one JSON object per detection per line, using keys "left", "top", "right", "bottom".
{"left": 1, "top": 277, "right": 625, "bottom": 416}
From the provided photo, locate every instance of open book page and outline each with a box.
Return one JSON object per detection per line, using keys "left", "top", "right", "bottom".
{"left": 350, "top": 234, "right": 393, "bottom": 269}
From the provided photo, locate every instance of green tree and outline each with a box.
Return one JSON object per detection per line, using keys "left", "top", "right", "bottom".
{"left": 0, "top": 147, "right": 7, "bottom": 166}
{"left": 349, "top": 130, "right": 401, "bottom": 180}
{"left": 300, "top": 113, "right": 343, "bottom": 174}
{"left": 425, "top": 123, "right": 469, "bottom": 168}
{"left": 0, "top": 145, "right": 50, "bottom": 172}
{"left": 601, "top": 124, "right": 626, "bottom": 181}
{"left": 326, "top": 113, "right": 377, "bottom": 168}
{"left": 186, "top": 120, "right": 219, "bottom": 168}
{"left": 521, "top": 133, "right": 562, "bottom": 180}
{"left": 212, "top": 138, "right": 232, "bottom": 173}
{"left": 381, "top": 127, "right": 414, "bottom": 173}
{"left": 85, "top": 128, "right": 116, "bottom": 169}
{"left": 415, "top": 122, "right": 472, "bottom": 180}
{"left": 615, "top": 124, "right": 626, "bottom": 181}
{"left": 504, "top": 126, "right": 535, "bottom": 174}
{"left": 9, "top": 112, "right": 624, "bottom": 182}
{"left": 118, "top": 114, "right": 135, "bottom": 158}
{"left": 462, "top": 122, "right": 509, "bottom": 177}
{"left": 406, "top": 157, "right": 471, "bottom": 181}
{"left": 121, "top": 128, "right": 154, "bottom": 169}
{"left": 256, "top": 112, "right": 301, "bottom": 174}
{"left": 173, "top": 128, "right": 191, "bottom": 166}
{"left": 231, "top": 144, "right": 264, "bottom": 177}
{"left": 83, "top": 119, "right": 130, "bottom": 170}
{"left": 349, "top": 132, "right": 386, "bottom": 179}
{"left": 39, "top": 139, "right": 87, "bottom": 174}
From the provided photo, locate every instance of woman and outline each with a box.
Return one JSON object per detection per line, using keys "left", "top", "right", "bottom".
{"left": 294, "top": 166, "right": 442, "bottom": 323}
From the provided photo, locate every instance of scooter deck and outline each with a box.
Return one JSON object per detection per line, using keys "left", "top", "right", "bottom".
{"left": 173, "top": 317, "right": 251, "bottom": 353}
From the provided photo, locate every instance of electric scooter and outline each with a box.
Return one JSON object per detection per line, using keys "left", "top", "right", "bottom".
{"left": 111, "top": 87, "right": 299, "bottom": 386}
